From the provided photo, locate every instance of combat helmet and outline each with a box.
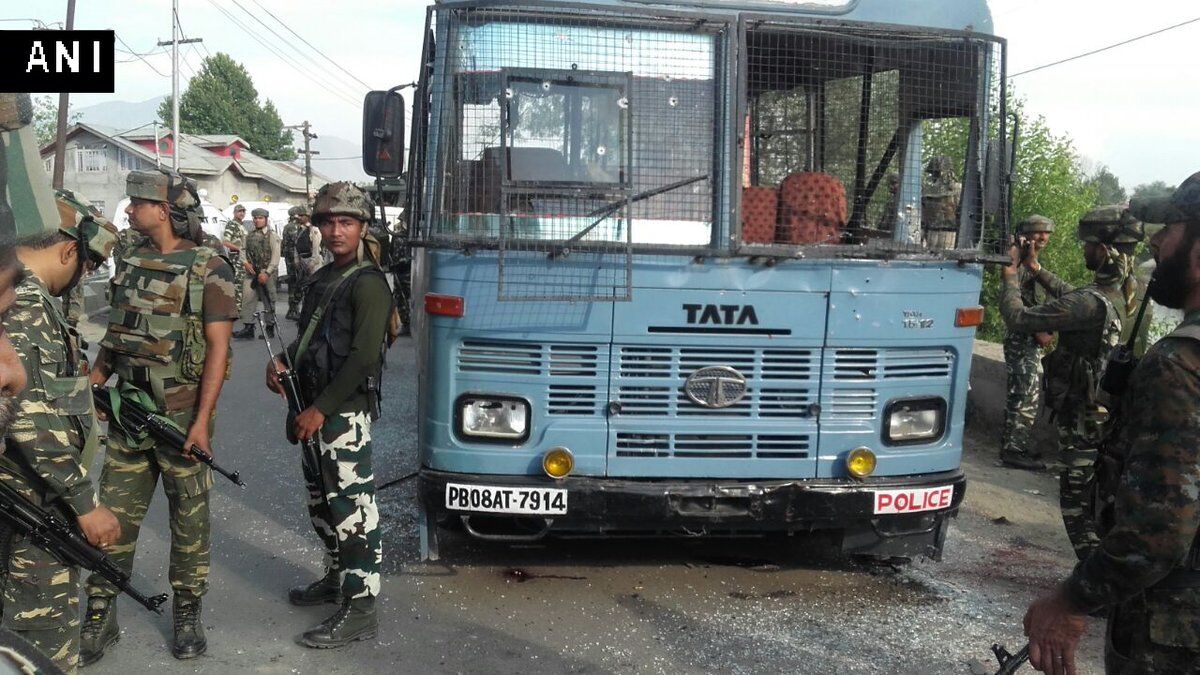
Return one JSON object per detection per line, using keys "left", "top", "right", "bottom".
{"left": 287, "top": 204, "right": 310, "bottom": 219}
{"left": 1130, "top": 172, "right": 1200, "bottom": 225}
{"left": 312, "top": 182, "right": 373, "bottom": 223}
{"left": 55, "top": 188, "right": 118, "bottom": 264}
{"left": 1077, "top": 205, "right": 1144, "bottom": 245}
{"left": 925, "top": 156, "right": 955, "bottom": 176}
{"left": 1018, "top": 214, "right": 1054, "bottom": 235}
{"left": 126, "top": 169, "right": 203, "bottom": 241}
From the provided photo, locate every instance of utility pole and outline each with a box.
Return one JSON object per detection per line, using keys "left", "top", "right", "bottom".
{"left": 51, "top": 0, "right": 76, "bottom": 189}
{"left": 157, "top": 0, "right": 201, "bottom": 171}
{"left": 287, "top": 121, "right": 319, "bottom": 197}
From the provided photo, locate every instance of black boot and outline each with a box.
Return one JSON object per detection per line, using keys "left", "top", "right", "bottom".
{"left": 233, "top": 323, "right": 255, "bottom": 340}
{"left": 288, "top": 569, "right": 341, "bottom": 607}
{"left": 80, "top": 596, "right": 120, "bottom": 666}
{"left": 1000, "top": 451, "right": 1046, "bottom": 471}
{"left": 172, "top": 595, "right": 207, "bottom": 659}
{"left": 299, "top": 597, "right": 378, "bottom": 648}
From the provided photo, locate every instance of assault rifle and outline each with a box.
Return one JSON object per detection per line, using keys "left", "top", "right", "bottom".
{"left": 0, "top": 478, "right": 168, "bottom": 613}
{"left": 92, "top": 387, "right": 245, "bottom": 488}
{"left": 254, "top": 280, "right": 277, "bottom": 338}
{"left": 255, "top": 311, "right": 328, "bottom": 503}
{"left": 992, "top": 642, "right": 1030, "bottom": 674}
{"left": 1099, "top": 277, "right": 1154, "bottom": 399}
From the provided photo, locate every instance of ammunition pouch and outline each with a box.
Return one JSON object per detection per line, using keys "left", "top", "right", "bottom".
{"left": 1099, "top": 345, "right": 1137, "bottom": 400}
{"left": 1041, "top": 348, "right": 1075, "bottom": 413}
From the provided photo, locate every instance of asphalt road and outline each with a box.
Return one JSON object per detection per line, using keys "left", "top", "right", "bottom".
{"left": 78, "top": 301, "right": 1104, "bottom": 674}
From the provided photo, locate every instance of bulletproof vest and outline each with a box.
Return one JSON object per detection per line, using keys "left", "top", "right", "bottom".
{"left": 297, "top": 264, "right": 390, "bottom": 415}
{"left": 281, "top": 222, "right": 299, "bottom": 254}
{"left": 101, "top": 245, "right": 216, "bottom": 411}
{"left": 295, "top": 225, "right": 315, "bottom": 258}
{"left": 245, "top": 227, "right": 274, "bottom": 271}
{"left": 1042, "top": 284, "right": 1126, "bottom": 413}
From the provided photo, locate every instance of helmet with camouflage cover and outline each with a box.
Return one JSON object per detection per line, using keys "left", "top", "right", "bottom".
{"left": 1018, "top": 214, "right": 1055, "bottom": 235}
{"left": 1077, "top": 205, "right": 1144, "bottom": 245}
{"left": 1130, "top": 172, "right": 1200, "bottom": 225}
{"left": 925, "top": 156, "right": 955, "bottom": 176}
{"left": 126, "top": 169, "right": 203, "bottom": 241}
{"left": 287, "top": 204, "right": 310, "bottom": 219}
{"left": 312, "top": 181, "right": 373, "bottom": 224}
{"left": 54, "top": 188, "right": 119, "bottom": 263}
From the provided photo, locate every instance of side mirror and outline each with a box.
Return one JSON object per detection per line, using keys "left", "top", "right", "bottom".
{"left": 362, "top": 90, "right": 406, "bottom": 178}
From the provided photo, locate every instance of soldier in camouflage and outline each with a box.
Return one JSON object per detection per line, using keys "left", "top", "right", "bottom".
{"left": 223, "top": 204, "right": 247, "bottom": 320}
{"left": 0, "top": 246, "right": 24, "bottom": 437}
{"left": 1, "top": 197, "right": 122, "bottom": 674}
{"left": 265, "top": 182, "right": 390, "bottom": 648}
{"left": 1023, "top": 172, "right": 1200, "bottom": 675}
{"left": 54, "top": 189, "right": 111, "bottom": 336}
{"left": 82, "top": 169, "right": 238, "bottom": 663}
{"left": 234, "top": 208, "right": 280, "bottom": 339}
{"left": 1000, "top": 215, "right": 1061, "bottom": 471}
{"left": 999, "top": 206, "right": 1144, "bottom": 561}
{"left": 282, "top": 206, "right": 302, "bottom": 320}
{"left": 922, "top": 156, "right": 961, "bottom": 250}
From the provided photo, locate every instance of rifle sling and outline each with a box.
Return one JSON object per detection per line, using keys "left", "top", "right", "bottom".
{"left": 294, "top": 261, "right": 371, "bottom": 364}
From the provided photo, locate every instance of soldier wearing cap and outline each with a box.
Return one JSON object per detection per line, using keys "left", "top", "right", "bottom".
{"left": 222, "top": 204, "right": 247, "bottom": 318}
{"left": 234, "top": 208, "right": 281, "bottom": 339}
{"left": 0, "top": 186, "right": 122, "bottom": 674}
{"left": 999, "top": 205, "right": 1145, "bottom": 561}
{"left": 1023, "top": 172, "right": 1200, "bottom": 674}
{"left": 922, "top": 156, "right": 962, "bottom": 249}
{"left": 1000, "top": 215, "right": 1067, "bottom": 470}
{"left": 264, "top": 182, "right": 392, "bottom": 648}
{"left": 82, "top": 169, "right": 237, "bottom": 663}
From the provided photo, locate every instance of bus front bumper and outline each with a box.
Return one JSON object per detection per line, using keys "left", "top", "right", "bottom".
{"left": 418, "top": 469, "right": 965, "bottom": 560}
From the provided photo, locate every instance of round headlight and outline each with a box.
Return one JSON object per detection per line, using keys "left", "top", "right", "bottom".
{"left": 543, "top": 447, "right": 574, "bottom": 479}
{"left": 846, "top": 447, "right": 877, "bottom": 479}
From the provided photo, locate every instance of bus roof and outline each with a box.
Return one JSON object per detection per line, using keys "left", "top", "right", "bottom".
{"left": 433, "top": 0, "right": 995, "bottom": 36}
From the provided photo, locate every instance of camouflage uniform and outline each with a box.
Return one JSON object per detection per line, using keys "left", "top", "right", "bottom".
{"left": 84, "top": 170, "right": 238, "bottom": 662}
{"left": 287, "top": 182, "right": 389, "bottom": 647}
{"left": 999, "top": 206, "right": 1143, "bottom": 560}
{"left": 0, "top": 215, "right": 117, "bottom": 674}
{"left": 281, "top": 209, "right": 302, "bottom": 319}
{"left": 55, "top": 188, "right": 111, "bottom": 333}
{"left": 1001, "top": 215, "right": 1065, "bottom": 468}
{"left": 0, "top": 94, "right": 57, "bottom": 241}
{"left": 222, "top": 213, "right": 247, "bottom": 315}
{"left": 239, "top": 210, "right": 281, "bottom": 329}
{"left": 921, "top": 156, "right": 961, "bottom": 249}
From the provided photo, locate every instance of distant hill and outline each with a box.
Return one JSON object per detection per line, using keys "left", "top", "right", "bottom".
{"left": 74, "top": 96, "right": 369, "bottom": 183}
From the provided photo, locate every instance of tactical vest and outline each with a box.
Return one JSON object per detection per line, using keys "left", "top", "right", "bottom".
{"left": 295, "top": 225, "right": 315, "bottom": 259}
{"left": 1042, "top": 285, "right": 1126, "bottom": 414}
{"left": 245, "top": 228, "right": 274, "bottom": 272}
{"left": 297, "top": 264, "right": 390, "bottom": 418}
{"left": 102, "top": 245, "right": 224, "bottom": 412}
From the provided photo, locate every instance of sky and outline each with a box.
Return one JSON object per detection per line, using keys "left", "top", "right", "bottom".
{"left": 5, "top": 0, "right": 1198, "bottom": 188}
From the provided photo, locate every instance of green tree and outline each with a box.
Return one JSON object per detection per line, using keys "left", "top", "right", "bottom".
{"left": 1131, "top": 181, "right": 1174, "bottom": 201}
{"left": 32, "top": 95, "right": 80, "bottom": 148}
{"left": 1088, "top": 165, "right": 1126, "bottom": 206}
{"left": 925, "top": 98, "right": 1098, "bottom": 341}
{"left": 159, "top": 53, "right": 295, "bottom": 160}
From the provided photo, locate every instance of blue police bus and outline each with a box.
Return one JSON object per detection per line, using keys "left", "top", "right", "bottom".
{"left": 363, "top": 0, "right": 1010, "bottom": 561}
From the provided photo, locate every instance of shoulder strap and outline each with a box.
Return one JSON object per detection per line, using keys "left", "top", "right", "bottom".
{"left": 295, "top": 261, "right": 373, "bottom": 360}
{"left": 186, "top": 246, "right": 213, "bottom": 314}
{"left": 1167, "top": 324, "right": 1200, "bottom": 343}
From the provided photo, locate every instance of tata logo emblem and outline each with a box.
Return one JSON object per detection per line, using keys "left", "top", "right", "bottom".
{"left": 684, "top": 366, "right": 748, "bottom": 409}
{"left": 683, "top": 304, "right": 759, "bottom": 325}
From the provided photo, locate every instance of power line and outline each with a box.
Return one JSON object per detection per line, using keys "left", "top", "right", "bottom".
{"left": 311, "top": 155, "right": 362, "bottom": 161}
{"left": 246, "top": 0, "right": 375, "bottom": 91}
{"left": 115, "top": 34, "right": 167, "bottom": 77}
{"left": 201, "top": 0, "right": 363, "bottom": 109}
{"left": 224, "top": 0, "right": 368, "bottom": 103}
{"left": 1011, "top": 14, "right": 1200, "bottom": 77}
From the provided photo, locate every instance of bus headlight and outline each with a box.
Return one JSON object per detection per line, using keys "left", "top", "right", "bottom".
{"left": 884, "top": 398, "right": 946, "bottom": 445}
{"left": 457, "top": 395, "right": 530, "bottom": 442}
{"left": 846, "top": 447, "right": 876, "bottom": 479}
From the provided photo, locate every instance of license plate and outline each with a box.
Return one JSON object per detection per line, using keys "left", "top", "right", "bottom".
{"left": 873, "top": 485, "right": 954, "bottom": 515}
{"left": 445, "top": 483, "right": 568, "bottom": 515}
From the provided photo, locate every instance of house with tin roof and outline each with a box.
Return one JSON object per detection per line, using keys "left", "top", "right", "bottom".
{"left": 40, "top": 122, "right": 328, "bottom": 222}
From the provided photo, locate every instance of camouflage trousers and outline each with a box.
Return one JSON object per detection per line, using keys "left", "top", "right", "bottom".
{"left": 1106, "top": 588, "right": 1200, "bottom": 673}
{"left": 286, "top": 262, "right": 303, "bottom": 316}
{"left": 86, "top": 408, "right": 214, "bottom": 600}
{"left": 0, "top": 471, "right": 80, "bottom": 674}
{"left": 1002, "top": 332, "right": 1042, "bottom": 459}
{"left": 304, "top": 411, "right": 381, "bottom": 600}
{"left": 239, "top": 275, "right": 277, "bottom": 326}
{"left": 1056, "top": 402, "right": 1107, "bottom": 561}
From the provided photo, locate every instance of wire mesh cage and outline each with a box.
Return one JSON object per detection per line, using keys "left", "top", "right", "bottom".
{"left": 738, "top": 21, "right": 1007, "bottom": 256}
{"left": 422, "top": 6, "right": 721, "bottom": 301}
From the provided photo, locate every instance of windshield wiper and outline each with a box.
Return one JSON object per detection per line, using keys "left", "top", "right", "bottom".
{"left": 548, "top": 174, "right": 709, "bottom": 258}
